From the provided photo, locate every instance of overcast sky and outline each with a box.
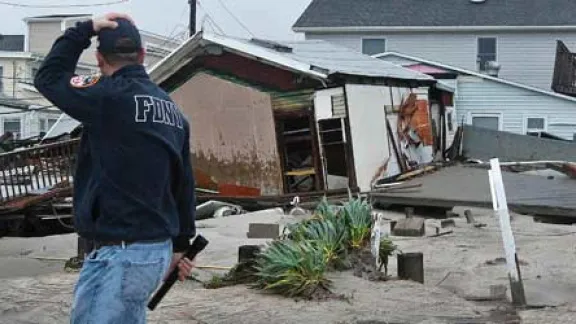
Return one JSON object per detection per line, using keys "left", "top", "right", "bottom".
{"left": 0, "top": 0, "right": 312, "bottom": 41}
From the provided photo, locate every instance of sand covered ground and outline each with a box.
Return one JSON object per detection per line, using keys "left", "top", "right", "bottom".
{"left": 0, "top": 207, "right": 575, "bottom": 323}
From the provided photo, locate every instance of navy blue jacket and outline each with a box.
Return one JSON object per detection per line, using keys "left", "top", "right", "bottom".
{"left": 34, "top": 20, "right": 196, "bottom": 252}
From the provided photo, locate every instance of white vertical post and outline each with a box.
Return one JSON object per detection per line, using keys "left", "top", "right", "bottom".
{"left": 489, "top": 158, "right": 526, "bottom": 306}
{"left": 371, "top": 213, "right": 383, "bottom": 267}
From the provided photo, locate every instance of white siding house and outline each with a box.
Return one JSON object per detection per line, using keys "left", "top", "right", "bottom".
{"left": 377, "top": 52, "right": 576, "bottom": 141}
{"left": 305, "top": 32, "right": 576, "bottom": 91}
{"left": 293, "top": 0, "right": 576, "bottom": 91}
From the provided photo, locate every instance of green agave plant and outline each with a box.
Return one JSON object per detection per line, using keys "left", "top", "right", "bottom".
{"left": 254, "top": 240, "right": 331, "bottom": 297}
{"left": 300, "top": 219, "right": 348, "bottom": 266}
{"left": 342, "top": 196, "right": 372, "bottom": 249}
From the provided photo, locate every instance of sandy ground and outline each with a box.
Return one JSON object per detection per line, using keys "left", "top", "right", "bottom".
{"left": 1, "top": 207, "right": 576, "bottom": 323}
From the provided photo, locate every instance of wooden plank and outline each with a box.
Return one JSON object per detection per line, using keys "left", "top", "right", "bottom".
{"left": 489, "top": 158, "right": 526, "bottom": 306}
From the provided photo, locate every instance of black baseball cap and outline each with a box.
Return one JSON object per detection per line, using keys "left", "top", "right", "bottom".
{"left": 97, "top": 18, "right": 142, "bottom": 54}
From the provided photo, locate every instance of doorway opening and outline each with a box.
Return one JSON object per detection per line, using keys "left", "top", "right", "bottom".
{"left": 317, "top": 118, "right": 349, "bottom": 189}
{"left": 274, "top": 111, "right": 322, "bottom": 193}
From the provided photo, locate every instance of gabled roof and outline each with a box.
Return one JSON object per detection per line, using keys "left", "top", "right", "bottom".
{"left": 293, "top": 0, "right": 576, "bottom": 32}
{"left": 0, "top": 35, "right": 24, "bottom": 52}
{"left": 149, "top": 32, "right": 434, "bottom": 86}
{"left": 376, "top": 52, "right": 576, "bottom": 104}
{"left": 25, "top": 14, "right": 90, "bottom": 21}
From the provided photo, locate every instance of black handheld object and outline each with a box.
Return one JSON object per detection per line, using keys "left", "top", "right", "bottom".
{"left": 148, "top": 235, "right": 209, "bottom": 311}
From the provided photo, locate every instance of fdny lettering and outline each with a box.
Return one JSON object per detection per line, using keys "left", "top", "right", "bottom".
{"left": 134, "top": 95, "right": 183, "bottom": 129}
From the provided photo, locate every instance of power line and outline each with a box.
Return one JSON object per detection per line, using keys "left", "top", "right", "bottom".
{"left": 196, "top": 0, "right": 225, "bottom": 35}
{"left": 0, "top": 0, "right": 128, "bottom": 8}
{"left": 158, "top": 5, "right": 189, "bottom": 48}
{"left": 204, "top": 16, "right": 225, "bottom": 35}
{"left": 215, "top": 0, "right": 254, "bottom": 37}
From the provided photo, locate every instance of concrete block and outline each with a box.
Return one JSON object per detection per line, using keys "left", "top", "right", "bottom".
{"left": 490, "top": 284, "right": 507, "bottom": 300}
{"left": 247, "top": 223, "right": 279, "bottom": 239}
{"left": 392, "top": 217, "right": 425, "bottom": 237}
{"left": 464, "top": 210, "right": 475, "bottom": 224}
{"left": 441, "top": 219, "right": 456, "bottom": 228}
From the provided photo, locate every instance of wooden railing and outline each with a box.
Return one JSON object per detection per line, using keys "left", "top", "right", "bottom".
{"left": 552, "top": 40, "right": 576, "bottom": 96}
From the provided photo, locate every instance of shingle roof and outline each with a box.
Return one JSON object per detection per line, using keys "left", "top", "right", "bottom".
{"left": 0, "top": 35, "right": 24, "bottom": 52}
{"left": 149, "top": 32, "right": 434, "bottom": 85}
{"left": 293, "top": 0, "right": 576, "bottom": 29}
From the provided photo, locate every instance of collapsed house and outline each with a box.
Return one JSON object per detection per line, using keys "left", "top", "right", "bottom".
{"left": 149, "top": 32, "right": 441, "bottom": 195}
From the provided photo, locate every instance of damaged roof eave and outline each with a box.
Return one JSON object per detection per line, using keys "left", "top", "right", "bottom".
{"left": 148, "top": 32, "right": 330, "bottom": 86}
{"left": 149, "top": 33, "right": 433, "bottom": 89}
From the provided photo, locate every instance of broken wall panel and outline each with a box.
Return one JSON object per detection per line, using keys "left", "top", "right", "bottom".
{"left": 462, "top": 125, "right": 576, "bottom": 162}
{"left": 170, "top": 72, "right": 284, "bottom": 196}
{"left": 345, "top": 84, "right": 393, "bottom": 192}
{"left": 314, "top": 87, "right": 349, "bottom": 190}
{"left": 345, "top": 84, "right": 434, "bottom": 192}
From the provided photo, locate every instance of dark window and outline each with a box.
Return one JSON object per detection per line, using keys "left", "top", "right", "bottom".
{"left": 472, "top": 116, "right": 499, "bottom": 130}
{"left": 477, "top": 37, "right": 497, "bottom": 72}
{"left": 4, "top": 118, "right": 21, "bottom": 138}
{"left": 362, "top": 39, "right": 386, "bottom": 55}
{"left": 0, "top": 66, "right": 3, "bottom": 93}
{"left": 447, "top": 112, "right": 454, "bottom": 132}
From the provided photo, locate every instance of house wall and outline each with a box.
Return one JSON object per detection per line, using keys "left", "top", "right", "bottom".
{"left": 454, "top": 75, "right": 576, "bottom": 140}
{"left": 28, "top": 21, "right": 62, "bottom": 55}
{"left": 305, "top": 31, "right": 576, "bottom": 90}
{"left": 0, "top": 107, "right": 60, "bottom": 139}
{"left": 27, "top": 19, "right": 177, "bottom": 69}
{"left": 170, "top": 72, "right": 284, "bottom": 195}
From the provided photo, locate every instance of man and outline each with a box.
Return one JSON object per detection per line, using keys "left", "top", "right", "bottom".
{"left": 34, "top": 13, "right": 197, "bottom": 323}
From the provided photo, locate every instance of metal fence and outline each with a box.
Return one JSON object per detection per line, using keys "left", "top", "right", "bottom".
{"left": 0, "top": 139, "right": 80, "bottom": 203}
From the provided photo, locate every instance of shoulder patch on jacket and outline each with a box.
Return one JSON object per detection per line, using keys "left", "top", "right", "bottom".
{"left": 70, "top": 75, "right": 100, "bottom": 88}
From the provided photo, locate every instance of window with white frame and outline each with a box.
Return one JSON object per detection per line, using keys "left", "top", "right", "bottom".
{"left": 525, "top": 117, "right": 546, "bottom": 135}
{"left": 4, "top": 117, "right": 22, "bottom": 139}
{"left": 39, "top": 117, "right": 59, "bottom": 135}
{"left": 471, "top": 114, "right": 500, "bottom": 130}
{"left": 477, "top": 37, "right": 497, "bottom": 72}
{"left": 362, "top": 38, "right": 386, "bottom": 55}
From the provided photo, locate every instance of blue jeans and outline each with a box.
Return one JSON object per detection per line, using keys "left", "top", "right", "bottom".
{"left": 70, "top": 239, "right": 172, "bottom": 324}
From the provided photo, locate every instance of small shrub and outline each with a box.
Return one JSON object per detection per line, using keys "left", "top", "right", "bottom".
{"left": 378, "top": 238, "right": 399, "bottom": 276}
{"left": 254, "top": 240, "right": 331, "bottom": 298}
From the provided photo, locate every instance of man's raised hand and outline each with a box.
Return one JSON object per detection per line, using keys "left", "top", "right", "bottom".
{"left": 93, "top": 13, "right": 135, "bottom": 33}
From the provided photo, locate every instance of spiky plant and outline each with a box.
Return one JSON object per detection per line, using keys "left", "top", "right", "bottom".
{"left": 378, "top": 238, "right": 398, "bottom": 277}
{"left": 342, "top": 196, "right": 372, "bottom": 249}
{"left": 300, "top": 220, "right": 348, "bottom": 266}
{"left": 254, "top": 240, "right": 330, "bottom": 297}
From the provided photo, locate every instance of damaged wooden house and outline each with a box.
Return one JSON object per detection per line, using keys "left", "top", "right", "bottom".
{"left": 149, "top": 32, "right": 438, "bottom": 195}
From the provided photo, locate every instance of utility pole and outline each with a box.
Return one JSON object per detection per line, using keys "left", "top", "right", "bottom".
{"left": 189, "top": 0, "right": 197, "bottom": 37}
